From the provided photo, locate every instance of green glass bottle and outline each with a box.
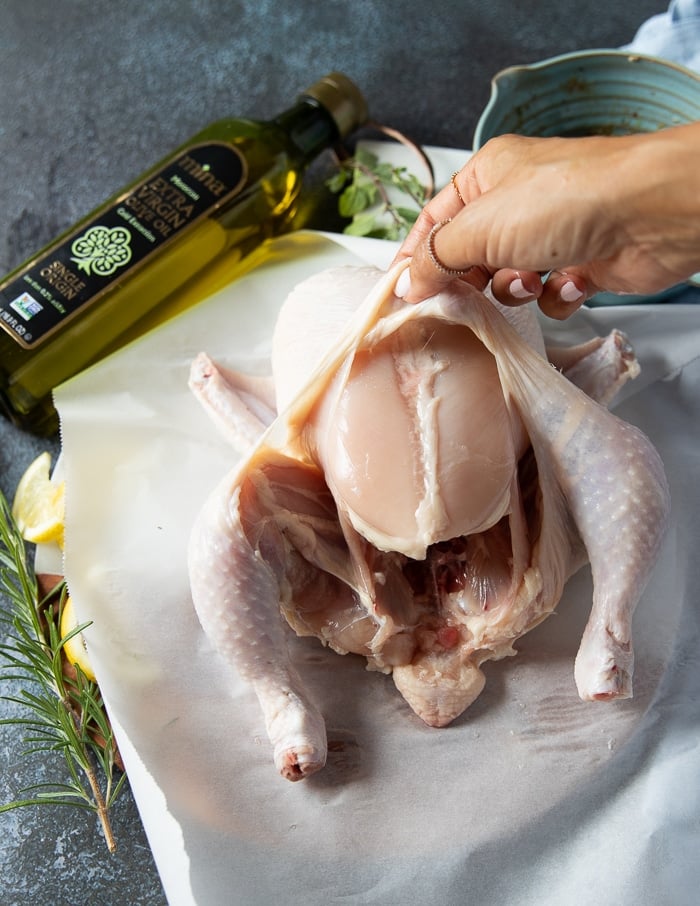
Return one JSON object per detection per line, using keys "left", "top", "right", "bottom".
{"left": 0, "top": 72, "right": 368, "bottom": 435}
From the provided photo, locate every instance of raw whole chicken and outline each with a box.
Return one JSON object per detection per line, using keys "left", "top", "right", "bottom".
{"left": 187, "top": 262, "right": 669, "bottom": 781}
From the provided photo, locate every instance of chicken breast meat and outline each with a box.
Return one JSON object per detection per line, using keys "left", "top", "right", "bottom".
{"left": 188, "top": 262, "right": 669, "bottom": 781}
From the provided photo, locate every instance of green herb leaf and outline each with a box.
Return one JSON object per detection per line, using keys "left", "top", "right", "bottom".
{"left": 325, "top": 170, "right": 349, "bottom": 194}
{"left": 326, "top": 145, "right": 432, "bottom": 242}
{"left": 354, "top": 146, "right": 379, "bottom": 168}
{"left": 344, "top": 212, "right": 384, "bottom": 237}
{"left": 338, "top": 183, "right": 376, "bottom": 218}
{"left": 372, "top": 162, "right": 396, "bottom": 183}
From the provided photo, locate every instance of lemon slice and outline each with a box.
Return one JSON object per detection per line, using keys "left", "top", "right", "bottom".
{"left": 12, "top": 451, "right": 65, "bottom": 547}
{"left": 60, "top": 595, "right": 96, "bottom": 682}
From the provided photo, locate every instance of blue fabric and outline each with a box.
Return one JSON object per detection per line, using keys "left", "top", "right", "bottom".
{"left": 623, "top": 0, "right": 700, "bottom": 72}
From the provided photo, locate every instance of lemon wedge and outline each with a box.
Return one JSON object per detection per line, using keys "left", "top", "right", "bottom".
{"left": 12, "top": 451, "right": 65, "bottom": 547}
{"left": 60, "top": 595, "right": 96, "bottom": 681}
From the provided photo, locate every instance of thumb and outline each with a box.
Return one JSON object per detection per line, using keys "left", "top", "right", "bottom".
{"left": 397, "top": 215, "right": 492, "bottom": 302}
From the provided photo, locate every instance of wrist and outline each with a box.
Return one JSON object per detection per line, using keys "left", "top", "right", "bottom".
{"left": 622, "top": 123, "right": 700, "bottom": 280}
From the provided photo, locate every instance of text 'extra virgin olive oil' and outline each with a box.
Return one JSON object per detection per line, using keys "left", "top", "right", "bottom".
{"left": 0, "top": 72, "right": 368, "bottom": 435}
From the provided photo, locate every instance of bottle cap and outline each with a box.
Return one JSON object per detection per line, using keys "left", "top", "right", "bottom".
{"left": 301, "top": 72, "right": 369, "bottom": 138}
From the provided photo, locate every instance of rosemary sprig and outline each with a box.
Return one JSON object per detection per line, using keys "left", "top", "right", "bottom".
{"left": 0, "top": 489, "right": 125, "bottom": 852}
{"left": 328, "top": 143, "right": 432, "bottom": 241}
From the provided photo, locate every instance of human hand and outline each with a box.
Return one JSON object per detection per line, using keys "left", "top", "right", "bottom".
{"left": 393, "top": 124, "right": 700, "bottom": 319}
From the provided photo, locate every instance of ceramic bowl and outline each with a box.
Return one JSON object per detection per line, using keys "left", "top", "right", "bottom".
{"left": 473, "top": 49, "right": 700, "bottom": 147}
{"left": 473, "top": 50, "right": 700, "bottom": 305}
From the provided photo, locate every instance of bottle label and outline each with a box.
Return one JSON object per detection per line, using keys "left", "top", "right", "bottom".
{"left": 0, "top": 142, "right": 247, "bottom": 349}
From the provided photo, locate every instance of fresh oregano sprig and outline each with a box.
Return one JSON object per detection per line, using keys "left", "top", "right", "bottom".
{"left": 0, "top": 489, "right": 125, "bottom": 852}
{"left": 328, "top": 123, "right": 435, "bottom": 241}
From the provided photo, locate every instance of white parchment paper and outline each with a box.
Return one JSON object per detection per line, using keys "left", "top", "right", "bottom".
{"left": 53, "top": 228, "right": 700, "bottom": 906}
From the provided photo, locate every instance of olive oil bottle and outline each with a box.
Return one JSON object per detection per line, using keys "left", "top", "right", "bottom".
{"left": 0, "top": 72, "right": 368, "bottom": 435}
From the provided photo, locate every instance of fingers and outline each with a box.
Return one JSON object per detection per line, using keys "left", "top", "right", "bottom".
{"left": 537, "top": 271, "right": 588, "bottom": 319}
{"left": 490, "top": 269, "right": 543, "bottom": 305}
{"left": 490, "top": 269, "right": 588, "bottom": 318}
{"left": 395, "top": 254, "right": 590, "bottom": 321}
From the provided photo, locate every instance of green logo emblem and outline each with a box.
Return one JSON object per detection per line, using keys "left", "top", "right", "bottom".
{"left": 70, "top": 225, "right": 132, "bottom": 277}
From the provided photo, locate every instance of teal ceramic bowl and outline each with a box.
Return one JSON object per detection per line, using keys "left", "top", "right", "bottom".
{"left": 473, "top": 50, "right": 700, "bottom": 305}
{"left": 473, "top": 49, "right": 700, "bottom": 147}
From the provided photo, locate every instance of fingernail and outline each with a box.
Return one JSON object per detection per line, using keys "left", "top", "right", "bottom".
{"left": 395, "top": 268, "right": 411, "bottom": 299}
{"left": 560, "top": 280, "right": 584, "bottom": 303}
{"left": 508, "top": 277, "right": 535, "bottom": 300}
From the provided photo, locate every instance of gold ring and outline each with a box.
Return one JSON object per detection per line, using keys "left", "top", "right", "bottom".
{"left": 451, "top": 171, "right": 465, "bottom": 205}
{"left": 426, "top": 219, "right": 471, "bottom": 277}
